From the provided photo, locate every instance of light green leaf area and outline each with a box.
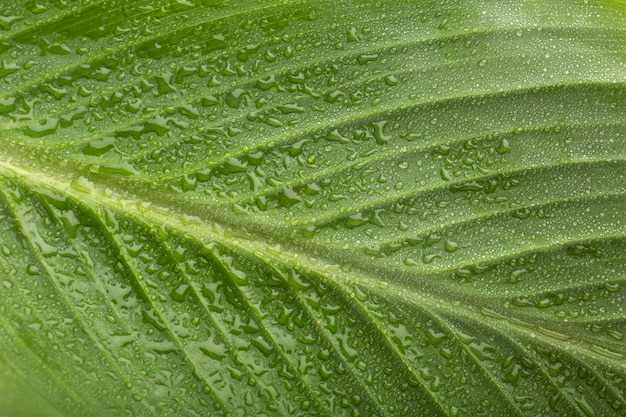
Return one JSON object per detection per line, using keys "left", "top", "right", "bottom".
{"left": 0, "top": 0, "right": 624, "bottom": 416}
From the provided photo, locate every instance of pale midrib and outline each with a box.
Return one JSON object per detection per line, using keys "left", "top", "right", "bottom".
{"left": 0, "top": 162, "right": 395, "bottom": 416}
{"left": 0, "top": 152, "right": 493, "bottom": 385}
{"left": 0, "top": 156, "right": 620, "bottom": 327}
{"left": 183, "top": 158, "right": 626, "bottom": 269}
{"left": 493, "top": 310, "right": 626, "bottom": 360}
{"left": 248, "top": 229, "right": 626, "bottom": 369}
{"left": 2, "top": 144, "right": 625, "bottom": 291}
{"left": 336, "top": 230, "right": 626, "bottom": 293}
{"left": 319, "top": 243, "right": 626, "bottom": 330}
{"left": 41, "top": 83, "right": 624, "bottom": 207}
{"left": 1, "top": 135, "right": 623, "bottom": 384}
{"left": 0, "top": 2, "right": 624, "bottom": 416}
{"left": 263, "top": 235, "right": 626, "bottom": 414}
{"left": 443, "top": 279, "right": 626, "bottom": 320}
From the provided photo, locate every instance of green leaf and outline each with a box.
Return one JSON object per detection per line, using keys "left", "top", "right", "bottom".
{"left": 0, "top": 0, "right": 625, "bottom": 416}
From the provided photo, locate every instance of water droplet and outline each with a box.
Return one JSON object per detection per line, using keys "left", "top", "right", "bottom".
{"left": 82, "top": 137, "right": 116, "bottom": 156}
{"left": 25, "top": 118, "right": 59, "bottom": 138}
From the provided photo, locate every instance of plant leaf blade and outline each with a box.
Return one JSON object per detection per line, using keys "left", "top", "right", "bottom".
{"left": 0, "top": 0, "right": 625, "bottom": 416}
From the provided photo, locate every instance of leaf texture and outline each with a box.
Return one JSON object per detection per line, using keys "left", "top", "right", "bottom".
{"left": 0, "top": 0, "right": 625, "bottom": 416}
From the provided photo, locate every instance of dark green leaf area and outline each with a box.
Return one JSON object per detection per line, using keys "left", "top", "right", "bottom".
{"left": 0, "top": 0, "right": 624, "bottom": 416}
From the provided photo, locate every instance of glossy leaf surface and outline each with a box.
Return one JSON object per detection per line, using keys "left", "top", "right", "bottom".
{"left": 0, "top": 1, "right": 625, "bottom": 416}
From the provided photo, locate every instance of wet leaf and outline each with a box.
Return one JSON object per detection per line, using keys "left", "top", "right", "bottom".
{"left": 0, "top": 1, "right": 625, "bottom": 416}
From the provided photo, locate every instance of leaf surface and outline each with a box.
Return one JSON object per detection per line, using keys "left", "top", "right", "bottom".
{"left": 0, "top": 1, "right": 625, "bottom": 416}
